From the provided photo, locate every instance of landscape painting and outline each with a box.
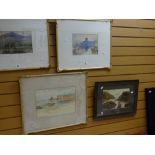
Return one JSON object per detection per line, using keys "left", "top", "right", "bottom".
{"left": 72, "top": 33, "right": 98, "bottom": 55}
{"left": 35, "top": 87, "right": 76, "bottom": 117}
{"left": 102, "top": 88, "right": 131, "bottom": 112}
{"left": 0, "top": 31, "right": 32, "bottom": 54}
{"left": 94, "top": 80, "right": 139, "bottom": 120}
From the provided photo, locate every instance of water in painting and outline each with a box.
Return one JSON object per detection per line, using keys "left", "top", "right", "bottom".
{"left": 35, "top": 87, "right": 76, "bottom": 117}
{"left": 102, "top": 88, "right": 131, "bottom": 111}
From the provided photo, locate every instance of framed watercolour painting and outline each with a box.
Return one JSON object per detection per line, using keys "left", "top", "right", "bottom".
{"left": 0, "top": 19, "right": 49, "bottom": 70}
{"left": 56, "top": 20, "right": 111, "bottom": 71}
{"left": 94, "top": 80, "right": 139, "bottom": 120}
{"left": 19, "top": 72, "right": 86, "bottom": 134}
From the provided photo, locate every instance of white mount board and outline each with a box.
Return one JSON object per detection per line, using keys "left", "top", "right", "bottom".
{"left": 57, "top": 20, "right": 111, "bottom": 71}
{"left": 0, "top": 19, "right": 49, "bottom": 71}
{"left": 20, "top": 72, "right": 86, "bottom": 134}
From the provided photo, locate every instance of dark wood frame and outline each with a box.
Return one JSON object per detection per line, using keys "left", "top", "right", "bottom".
{"left": 145, "top": 87, "right": 155, "bottom": 135}
{"left": 94, "top": 80, "right": 139, "bottom": 120}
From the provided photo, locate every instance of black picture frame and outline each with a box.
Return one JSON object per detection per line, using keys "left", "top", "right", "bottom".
{"left": 145, "top": 87, "right": 155, "bottom": 135}
{"left": 94, "top": 80, "right": 139, "bottom": 120}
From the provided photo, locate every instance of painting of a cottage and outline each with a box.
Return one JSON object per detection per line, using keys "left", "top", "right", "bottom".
{"left": 72, "top": 33, "right": 98, "bottom": 55}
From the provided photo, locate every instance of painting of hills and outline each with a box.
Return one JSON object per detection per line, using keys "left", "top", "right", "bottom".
{"left": 0, "top": 31, "right": 32, "bottom": 54}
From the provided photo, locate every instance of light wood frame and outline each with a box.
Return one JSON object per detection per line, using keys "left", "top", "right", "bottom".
{"left": 56, "top": 20, "right": 111, "bottom": 71}
{"left": 0, "top": 19, "right": 49, "bottom": 71}
{"left": 20, "top": 72, "right": 87, "bottom": 134}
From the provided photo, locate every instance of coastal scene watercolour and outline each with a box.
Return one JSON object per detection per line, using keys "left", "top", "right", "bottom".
{"left": 35, "top": 87, "right": 76, "bottom": 117}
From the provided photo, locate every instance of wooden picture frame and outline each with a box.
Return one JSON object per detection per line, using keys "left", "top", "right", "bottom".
{"left": 94, "top": 80, "right": 139, "bottom": 120}
{"left": 19, "top": 72, "right": 87, "bottom": 134}
{"left": 56, "top": 20, "right": 111, "bottom": 71}
{"left": 0, "top": 19, "right": 49, "bottom": 71}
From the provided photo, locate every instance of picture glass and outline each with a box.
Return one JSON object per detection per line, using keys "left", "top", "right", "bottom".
{"left": 35, "top": 87, "right": 76, "bottom": 117}
{"left": 20, "top": 72, "right": 86, "bottom": 134}
{"left": 102, "top": 88, "right": 131, "bottom": 114}
{"left": 72, "top": 33, "right": 98, "bottom": 55}
{"left": 0, "top": 31, "right": 32, "bottom": 54}
{"left": 94, "top": 80, "right": 139, "bottom": 119}
{"left": 57, "top": 20, "right": 111, "bottom": 71}
{"left": 0, "top": 19, "right": 49, "bottom": 70}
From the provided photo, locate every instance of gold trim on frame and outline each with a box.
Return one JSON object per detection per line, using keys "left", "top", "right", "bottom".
{"left": 48, "top": 19, "right": 113, "bottom": 23}
{"left": 55, "top": 19, "right": 112, "bottom": 72}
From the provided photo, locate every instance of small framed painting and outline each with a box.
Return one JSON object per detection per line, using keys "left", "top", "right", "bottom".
{"left": 94, "top": 80, "right": 139, "bottom": 120}
{"left": 56, "top": 20, "right": 111, "bottom": 71}
{"left": 19, "top": 72, "right": 86, "bottom": 134}
{"left": 0, "top": 19, "right": 49, "bottom": 70}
